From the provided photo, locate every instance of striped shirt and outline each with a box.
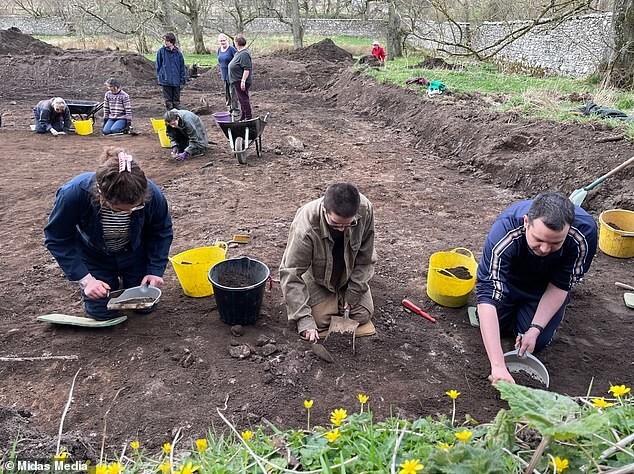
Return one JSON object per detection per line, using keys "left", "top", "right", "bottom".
{"left": 103, "top": 90, "right": 132, "bottom": 121}
{"left": 101, "top": 208, "right": 131, "bottom": 253}
{"left": 476, "top": 200, "right": 597, "bottom": 305}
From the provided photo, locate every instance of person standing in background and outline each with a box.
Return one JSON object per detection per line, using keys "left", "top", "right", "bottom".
{"left": 155, "top": 32, "right": 187, "bottom": 110}
{"left": 228, "top": 34, "right": 253, "bottom": 121}
{"left": 217, "top": 33, "right": 238, "bottom": 118}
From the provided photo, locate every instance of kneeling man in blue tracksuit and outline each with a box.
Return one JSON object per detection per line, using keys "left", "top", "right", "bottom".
{"left": 476, "top": 191, "right": 597, "bottom": 384}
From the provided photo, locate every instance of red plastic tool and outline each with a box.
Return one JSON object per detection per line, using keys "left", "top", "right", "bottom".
{"left": 402, "top": 299, "right": 437, "bottom": 323}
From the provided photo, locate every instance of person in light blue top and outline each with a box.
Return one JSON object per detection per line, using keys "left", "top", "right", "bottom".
{"left": 217, "top": 33, "right": 238, "bottom": 117}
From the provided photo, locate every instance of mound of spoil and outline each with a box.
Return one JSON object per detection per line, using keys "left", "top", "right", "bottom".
{"left": 0, "top": 51, "right": 156, "bottom": 98}
{"left": 0, "top": 28, "right": 63, "bottom": 56}
{"left": 284, "top": 38, "right": 353, "bottom": 64}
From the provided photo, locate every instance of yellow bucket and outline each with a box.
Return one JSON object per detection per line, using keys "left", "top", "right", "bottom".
{"left": 151, "top": 118, "right": 166, "bottom": 132}
{"left": 169, "top": 243, "right": 228, "bottom": 297}
{"left": 157, "top": 128, "right": 171, "bottom": 148}
{"left": 599, "top": 209, "right": 634, "bottom": 258}
{"left": 426, "top": 247, "right": 478, "bottom": 307}
{"left": 74, "top": 119, "right": 93, "bottom": 135}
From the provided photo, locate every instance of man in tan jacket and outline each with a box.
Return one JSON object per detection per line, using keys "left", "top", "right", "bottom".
{"left": 280, "top": 183, "right": 377, "bottom": 342}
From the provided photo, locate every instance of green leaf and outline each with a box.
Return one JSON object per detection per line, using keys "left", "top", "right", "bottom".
{"left": 496, "top": 382, "right": 580, "bottom": 432}
{"left": 543, "top": 412, "right": 610, "bottom": 440}
{"left": 484, "top": 409, "right": 515, "bottom": 450}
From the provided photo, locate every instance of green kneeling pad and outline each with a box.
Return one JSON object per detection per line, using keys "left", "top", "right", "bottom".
{"left": 37, "top": 314, "right": 128, "bottom": 327}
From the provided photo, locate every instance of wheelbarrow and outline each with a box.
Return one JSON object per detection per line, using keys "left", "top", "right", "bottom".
{"left": 66, "top": 100, "right": 104, "bottom": 121}
{"left": 213, "top": 112, "right": 269, "bottom": 165}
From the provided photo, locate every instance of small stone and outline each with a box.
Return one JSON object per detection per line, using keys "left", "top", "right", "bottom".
{"left": 231, "top": 325, "right": 244, "bottom": 337}
{"left": 229, "top": 345, "right": 251, "bottom": 359}
{"left": 256, "top": 334, "right": 271, "bottom": 346}
{"left": 260, "top": 343, "right": 277, "bottom": 357}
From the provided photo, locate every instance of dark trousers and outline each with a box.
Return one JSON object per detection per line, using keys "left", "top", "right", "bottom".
{"left": 162, "top": 85, "right": 181, "bottom": 110}
{"left": 231, "top": 83, "right": 252, "bottom": 120}
{"left": 33, "top": 107, "right": 64, "bottom": 133}
{"left": 498, "top": 284, "right": 569, "bottom": 353}
{"left": 225, "top": 80, "right": 239, "bottom": 116}
{"left": 80, "top": 244, "right": 148, "bottom": 320}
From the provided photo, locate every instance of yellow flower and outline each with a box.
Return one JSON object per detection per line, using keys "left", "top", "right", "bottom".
{"left": 162, "top": 442, "right": 172, "bottom": 454}
{"left": 324, "top": 429, "right": 341, "bottom": 443}
{"left": 357, "top": 393, "right": 369, "bottom": 404}
{"left": 399, "top": 458, "right": 424, "bottom": 474}
{"left": 437, "top": 442, "right": 452, "bottom": 451}
{"left": 550, "top": 456, "right": 569, "bottom": 472}
{"left": 54, "top": 451, "right": 69, "bottom": 461}
{"left": 107, "top": 463, "right": 123, "bottom": 474}
{"left": 330, "top": 408, "right": 348, "bottom": 426}
{"left": 304, "top": 399, "right": 314, "bottom": 409}
{"left": 454, "top": 429, "right": 473, "bottom": 442}
{"left": 130, "top": 440, "right": 140, "bottom": 450}
{"left": 241, "top": 430, "right": 254, "bottom": 441}
{"left": 592, "top": 397, "right": 615, "bottom": 409}
{"left": 176, "top": 461, "right": 199, "bottom": 474}
{"left": 609, "top": 385, "right": 631, "bottom": 397}
{"left": 158, "top": 461, "right": 171, "bottom": 474}
{"left": 95, "top": 464, "right": 108, "bottom": 474}
{"left": 195, "top": 438, "right": 208, "bottom": 451}
{"left": 445, "top": 389, "right": 461, "bottom": 400}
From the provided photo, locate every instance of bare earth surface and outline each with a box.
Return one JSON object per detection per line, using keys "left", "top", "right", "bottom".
{"left": 0, "top": 33, "right": 632, "bottom": 459}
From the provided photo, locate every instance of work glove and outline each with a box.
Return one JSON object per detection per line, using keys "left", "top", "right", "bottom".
{"left": 171, "top": 146, "right": 180, "bottom": 156}
{"left": 175, "top": 151, "right": 189, "bottom": 161}
{"left": 50, "top": 128, "right": 59, "bottom": 136}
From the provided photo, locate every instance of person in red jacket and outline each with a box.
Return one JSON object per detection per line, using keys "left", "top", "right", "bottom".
{"left": 371, "top": 41, "right": 386, "bottom": 63}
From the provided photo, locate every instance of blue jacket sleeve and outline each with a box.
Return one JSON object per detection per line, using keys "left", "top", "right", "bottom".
{"left": 143, "top": 182, "right": 173, "bottom": 276}
{"left": 44, "top": 184, "right": 91, "bottom": 281}
{"left": 476, "top": 219, "right": 523, "bottom": 306}
{"left": 179, "top": 53, "right": 187, "bottom": 85}
{"left": 155, "top": 48, "right": 163, "bottom": 77}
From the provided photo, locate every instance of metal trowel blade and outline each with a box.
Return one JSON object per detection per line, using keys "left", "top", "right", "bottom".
{"left": 312, "top": 343, "right": 334, "bottom": 363}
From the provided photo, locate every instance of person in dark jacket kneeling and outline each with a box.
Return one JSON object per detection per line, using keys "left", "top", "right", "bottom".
{"left": 44, "top": 148, "right": 173, "bottom": 321}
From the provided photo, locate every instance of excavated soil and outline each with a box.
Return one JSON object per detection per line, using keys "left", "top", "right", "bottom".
{"left": 0, "top": 32, "right": 632, "bottom": 459}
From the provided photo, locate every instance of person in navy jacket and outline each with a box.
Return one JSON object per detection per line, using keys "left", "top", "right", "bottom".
{"left": 155, "top": 32, "right": 187, "bottom": 110}
{"left": 44, "top": 148, "right": 173, "bottom": 320}
{"left": 476, "top": 192, "right": 597, "bottom": 384}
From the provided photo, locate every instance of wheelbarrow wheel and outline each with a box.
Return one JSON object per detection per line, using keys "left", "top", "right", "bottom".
{"left": 235, "top": 137, "right": 247, "bottom": 165}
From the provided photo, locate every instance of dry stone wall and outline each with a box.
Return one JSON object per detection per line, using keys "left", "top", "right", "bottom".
{"left": 0, "top": 13, "right": 613, "bottom": 76}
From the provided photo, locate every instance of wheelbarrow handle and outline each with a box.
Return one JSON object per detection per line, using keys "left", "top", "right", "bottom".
{"left": 402, "top": 299, "right": 436, "bottom": 323}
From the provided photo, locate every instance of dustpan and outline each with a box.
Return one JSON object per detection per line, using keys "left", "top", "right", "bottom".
{"left": 37, "top": 314, "right": 128, "bottom": 327}
{"left": 503, "top": 349, "right": 550, "bottom": 388}
{"left": 325, "top": 308, "right": 359, "bottom": 353}
{"left": 107, "top": 285, "right": 161, "bottom": 310}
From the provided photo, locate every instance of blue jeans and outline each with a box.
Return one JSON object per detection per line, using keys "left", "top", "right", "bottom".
{"left": 103, "top": 119, "right": 127, "bottom": 135}
{"left": 497, "top": 284, "right": 569, "bottom": 353}
{"left": 79, "top": 243, "right": 149, "bottom": 320}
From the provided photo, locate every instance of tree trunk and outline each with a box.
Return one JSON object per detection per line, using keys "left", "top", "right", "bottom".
{"left": 290, "top": 0, "right": 304, "bottom": 49}
{"left": 159, "top": 0, "right": 177, "bottom": 32}
{"left": 386, "top": 1, "right": 403, "bottom": 60}
{"left": 191, "top": 12, "right": 208, "bottom": 54}
{"left": 603, "top": 0, "right": 634, "bottom": 88}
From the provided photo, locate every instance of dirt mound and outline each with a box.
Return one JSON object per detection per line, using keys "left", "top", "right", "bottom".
{"left": 284, "top": 38, "right": 353, "bottom": 64}
{"left": 411, "top": 57, "right": 465, "bottom": 70}
{"left": 0, "top": 28, "right": 63, "bottom": 56}
{"left": 0, "top": 51, "right": 157, "bottom": 100}
{"left": 326, "top": 68, "right": 634, "bottom": 212}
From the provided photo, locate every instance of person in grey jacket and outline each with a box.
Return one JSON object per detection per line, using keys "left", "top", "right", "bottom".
{"left": 155, "top": 32, "right": 187, "bottom": 110}
{"left": 164, "top": 109, "right": 208, "bottom": 160}
{"left": 279, "top": 183, "right": 377, "bottom": 342}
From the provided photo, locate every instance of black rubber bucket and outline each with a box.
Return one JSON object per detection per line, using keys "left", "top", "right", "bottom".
{"left": 208, "top": 256, "right": 270, "bottom": 325}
